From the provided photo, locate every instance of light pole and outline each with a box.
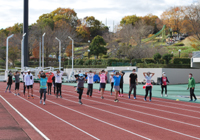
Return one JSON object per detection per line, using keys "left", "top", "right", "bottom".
{"left": 55, "top": 37, "right": 61, "bottom": 70}
{"left": 88, "top": 49, "right": 90, "bottom": 59}
{"left": 5, "top": 34, "right": 14, "bottom": 80}
{"left": 68, "top": 36, "right": 74, "bottom": 77}
{"left": 21, "top": 33, "right": 26, "bottom": 71}
{"left": 39, "top": 39, "right": 41, "bottom": 68}
{"left": 42, "top": 33, "right": 45, "bottom": 70}
{"left": 178, "top": 49, "right": 181, "bottom": 58}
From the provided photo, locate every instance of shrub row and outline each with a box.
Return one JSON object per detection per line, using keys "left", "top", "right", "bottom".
{"left": 136, "top": 63, "right": 190, "bottom": 68}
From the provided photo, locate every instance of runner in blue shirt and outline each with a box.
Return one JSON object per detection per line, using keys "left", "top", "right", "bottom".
{"left": 111, "top": 71, "right": 123, "bottom": 102}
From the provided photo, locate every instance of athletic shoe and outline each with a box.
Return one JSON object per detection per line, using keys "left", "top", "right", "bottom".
{"left": 161, "top": 94, "right": 163, "bottom": 97}
{"left": 79, "top": 101, "right": 82, "bottom": 105}
{"left": 14, "top": 93, "right": 17, "bottom": 96}
{"left": 90, "top": 96, "right": 92, "bottom": 98}
{"left": 119, "top": 94, "right": 121, "bottom": 97}
{"left": 31, "top": 95, "right": 34, "bottom": 99}
{"left": 165, "top": 94, "right": 168, "bottom": 97}
{"left": 27, "top": 96, "right": 30, "bottom": 99}
{"left": 128, "top": 96, "right": 130, "bottom": 99}
{"left": 194, "top": 99, "right": 197, "bottom": 102}
{"left": 114, "top": 99, "right": 119, "bottom": 102}
{"left": 121, "top": 94, "right": 124, "bottom": 97}
{"left": 43, "top": 101, "right": 45, "bottom": 105}
{"left": 144, "top": 98, "right": 146, "bottom": 101}
{"left": 101, "top": 96, "right": 104, "bottom": 99}
{"left": 40, "top": 100, "right": 42, "bottom": 104}
{"left": 48, "top": 93, "right": 49, "bottom": 95}
{"left": 134, "top": 97, "right": 136, "bottom": 99}
{"left": 110, "top": 93, "right": 112, "bottom": 95}
{"left": 149, "top": 99, "right": 151, "bottom": 102}
{"left": 17, "top": 93, "right": 20, "bottom": 96}
{"left": 60, "top": 96, "right": 62, "bottom": 98}
{"left": 50, "top": 93, "right": 51, "bottom": 95}
{"left": 56, "top": 95, "right": 58, "bottom": 98}
{"left": 98, "top": 91, "right": 100, "bottom": 93}
{"left": 87, "top": 95, "right": 89, "bottom": 97}
{"left": 189, "top": 100, "right": 193, "bottom": 102}
{"left": 5, "top": 91, "right": 7, "bottom": 93}
{"left": 9, "top": 91, "right": 11, "bottom": 93}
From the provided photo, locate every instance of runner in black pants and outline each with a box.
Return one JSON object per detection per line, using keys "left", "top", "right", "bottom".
{"left": 85, "top": 71, "right": 95, "bottom": 97}
{"left": 53, "top": 70, "right": 64, "bottom": 98}
{"left": 128, "top": 69, "right": 138, "bottom": 99}
{"left": 22, "top": 71, "right": 27, "bottom": 96}
{"left": 5, "top": 71, "right": 13, "bottom": 93}
{"left": 14, "top": 71, "right": 20, "bottom": 96}
{"left": 110, "top": 72, "right": 114, "bottom": 95}
{"left": 76, "top": 73, "right": 85, "bottom": 104}
{"left": 119, "top": 71, "right": 125, "bottom": 97}
{"left": 52, "top": 76, "right": 56, "bottom": 94}
{"left": 187, "top": 73, "right": 197, "bottom": 102}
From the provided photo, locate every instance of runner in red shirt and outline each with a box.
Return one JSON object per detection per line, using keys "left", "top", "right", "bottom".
{"left": 46, "top": 71, "right": 54, "bottom": 95}
{"left": 160, "top": 72, "right": 170, "bottom": 97}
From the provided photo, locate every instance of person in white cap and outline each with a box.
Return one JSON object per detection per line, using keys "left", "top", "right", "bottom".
{"left": 25, "top": 70, "right": 34, "bottom": 99}
{"left": 76, "top": 73, "right": 85, "bottom": 104}
{"left": 53, "top": 70, "right": 64, "bottom": 98}
{"left": 160, "top": 72, "right": 170, "bottom": 97}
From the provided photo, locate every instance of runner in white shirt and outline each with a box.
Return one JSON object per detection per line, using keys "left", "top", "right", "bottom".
{"left": 53, "top": 70, "right": 64, "bottom": 98}
{"left": 85, "top": 71, "right": 96, "bottom": 97}
{"left": 143, "top": 72, "right": 155, "bottom": 101}
{"left": 25, "top": 70, "right": 34, "bottom": 99}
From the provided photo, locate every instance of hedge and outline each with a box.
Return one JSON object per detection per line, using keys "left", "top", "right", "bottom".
{"left": 65, "top": 65, "right": 107, "bottom": 68}
{"left": 136, "top": 63, "right": 190, "bottom": 68}
{"left": 142, "top": 58, "right": 155, "bottom": 64}
{"left": 172, "top": 58, "right": 190, "bottom": 64}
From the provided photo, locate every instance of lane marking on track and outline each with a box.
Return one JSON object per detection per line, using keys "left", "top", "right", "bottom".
{"left": 32, "top": 94, "right": 151, "bottom": 140}
{"left": 62, "top": 93, "right": 200, "bottom": 128}
{"left": 63, "top": 90, "right": 200, "bottom": 120}
{"left": 64, "top": 89, "right": 200, "bottom": 114}
{"left": 16, "top": 96, "right": 100, "bottom": 140}
{"left": 48, "top": 94, "right": 200, "bottom": 140}
{"left": 0, "top": 95, "right": 50, "bottom": 140}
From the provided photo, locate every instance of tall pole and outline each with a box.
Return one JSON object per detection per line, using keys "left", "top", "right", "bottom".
{"left": 55, "top": 37, "right": 61, "bottom": 70}
{"left": 68, "top": 36, "right": 74, "bottom": 76}
{"left": 42, "top": 33, "right": 45, "bottom": 70}
{"left": 5, "top": 34, "right": 14, "bottom": 80}
{"left": 23, "top": 0, "right": 29, "bottom": 67}
{"left": 39, "top": 39, "right": 41, "bottom": 68}
{"left": 21, "top": 33, "right": 26, "bottom": 71}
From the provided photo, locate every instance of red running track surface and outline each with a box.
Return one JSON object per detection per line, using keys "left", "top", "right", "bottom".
{"left": 0, "top": 82, "right": 200, "bottom": 140}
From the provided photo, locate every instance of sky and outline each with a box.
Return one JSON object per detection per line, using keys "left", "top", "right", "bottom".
{"left": 0, "top": 0, "right": 194, "bottom": 32}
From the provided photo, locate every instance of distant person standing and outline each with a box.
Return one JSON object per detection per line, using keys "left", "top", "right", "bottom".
{"left": 53, "top": 70, "right": 64, "bottom": 98}
{"left": 99, "top": 70, "right": 108, "bottom": 99}
{"left": 5, "top": 71, "right": 13, "bottom": 93}
{"left": 14, "top": 71, "right": 20, "bottom": 96}
{"left": 128, "top": 69, "right": 138, "bottom": 99}
{"left": 76, "top": 73, "right": 85, "bottom": 104}
{"left": 46, "top": 71, "right": 54, "bottom": 95}
{"left": 110, "top": 71, "right": 115, "bottom": 95}
{"left": 111, "top": 71, "right": 122, "bottom": 102}
{"left": 52, "top": 76, "right": 56, "bottom": 94}
{"left": 187, "top": 73, "right": 197, "bottom": 102}
{"left": 25, "top": 70, "right": 34, "bottom": 99}
{"left": 160, "top": 72, "right": 170, "bottom": 97}
{"left": 119, "top": 71, "right": 125, "bottom": 97}
{"left": 22, "top": 71, "right": 27, "bottom": 96}
{"left": 143, "top": 72, "right": 155, "bottom": 101}
{"left": 85, "top": 71, "right": 95, "bottom": 97}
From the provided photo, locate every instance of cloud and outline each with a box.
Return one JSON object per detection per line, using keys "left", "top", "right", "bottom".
{"left": 0, "top": 0, "right": 193, "bottom": 31}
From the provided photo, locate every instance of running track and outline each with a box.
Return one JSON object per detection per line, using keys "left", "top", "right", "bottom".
{"left": 0, "top": 82, "right": 200, "bottom": 140}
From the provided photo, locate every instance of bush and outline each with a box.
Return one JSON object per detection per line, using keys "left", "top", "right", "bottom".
{"left": 28, "top": 61, "right": 34, "bottom": 65}
{"left": 75, "top": 59, "right": 84, "bottom": 65}
{"left": 162, "top": 54, "right": 173, "bottom": 64}
{"left": 102, "top": 55, "right": 109, "bottom": 58}
{"left": 153, "top": 53, "right": 162, "bottom": 62}
{"left": 158, "top": 59, "right": 165, "bottom": 64}
{"left": 173, "top": 42, "right": 184, "bottom": 46}
{"left": 142, "top": 58, "right": 155, "bottom": 64}
{"left": 65, "top": 65, "right": 107, "bottom": 68}
{"left": 15, "top": 61, "right": 21, "bottom": 66}
{"left": 84, "top": 59, "right": 92, "bottom": 65}
{"left": 172, "top": 58, "right": 190, "bottom": 64}
{"left": 136, "top": 63, "right": 190, "bottom": 68}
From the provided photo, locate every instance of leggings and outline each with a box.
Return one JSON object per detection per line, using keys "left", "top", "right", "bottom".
{"left": 129, "top": 84, "right": 136, "bottom": 97}
{"left": 47, "top": 83, "right": 52, "bottom": 94}
{"left": 40, "top": 89, "right": 46, "bottom": 101}
{"left": 110, "top": 82, "right": 114, "bottom": 93}
{"left": 78, "top": 88, "right": 83, "bottom": 99}
{"left": 145, "top": 86, "right": 152, "bottom": 100}
{"left": 87, "top": 84, "right": 93, "bottom": 96}
{"left": 6, "top": 84, "right": 11, "bottom": 91}
{"left": 190, "top": 88, "right": 197, "bottom": 100}
{"left": 15, "top": 83, "right": 20, "bottom": 90}
{"left": 119, "top": 83, "right": 123, "bottom": 94}
{"left": 161, "top": 85, "right": 167, "bottom": 95}
{"left": 56, "top": 83, "right": 62, "bottom": 96}
{"left": 23, "top": 82, "right": 26, "bottom": 94}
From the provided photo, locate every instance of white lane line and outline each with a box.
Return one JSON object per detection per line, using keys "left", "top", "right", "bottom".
{"left": 63, "top": 93, "right": 200, "bottom": 128}
{"left": 33, "top": 95, "right": 151, "bottom": 140}
{"left": 63, "top": 90, "right": 200, "bottom": 120}
{"left": 0, "top": 95, "right": 50, "bottom": 140}
{"left": 17, "top": 96, "right": 100, "bottom": 140}
{"left": 52, "top": 94, "right": 200, "bottom": 140}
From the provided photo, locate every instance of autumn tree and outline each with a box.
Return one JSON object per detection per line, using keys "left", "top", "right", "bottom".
{"left": 32, "top": 39, "right": 39, "bottom": 58}
{"left": 120, "top": 15, "right": 141, "bottom": 26}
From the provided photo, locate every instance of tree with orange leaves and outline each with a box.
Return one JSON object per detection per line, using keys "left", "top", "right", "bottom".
{"left": 32, "top": 39, "right": 39, "bottom": 58}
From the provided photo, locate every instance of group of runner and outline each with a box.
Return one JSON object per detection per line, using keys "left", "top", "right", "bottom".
{"left": 5, "top": 68, "right": 198, "bottom": 105}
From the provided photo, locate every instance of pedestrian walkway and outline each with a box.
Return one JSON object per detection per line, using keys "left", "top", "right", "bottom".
{"left": 63, "top": 83, "right": 200, "bottom": 103}
{"left": 0, "top": 102, "right": 31, "bottom": 140}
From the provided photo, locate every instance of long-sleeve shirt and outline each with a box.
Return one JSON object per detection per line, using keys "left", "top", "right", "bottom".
{"left": 53, "top": 71, "right": 64, "bottom": 83}
{"left": 25, "top": 74, "right": 34, "bottom": 86}
{"left": 188, "top": 77, "right": 195, "bottom": 88}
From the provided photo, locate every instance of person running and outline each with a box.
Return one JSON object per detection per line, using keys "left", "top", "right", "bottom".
{"left": 119, "top": 71, "right": 125, "bottom": 97}
{"left": 99, "top": 70, "right": 108, "bottom": 99}
{"left": 5, "top": 71, "right": 13, "bottom": 93}
{"left": 38, "top": 72, "right": 50, "bottom": 105}
{"left": 128, "top": 69, "right": 138, "bottom": 99}
{"left": 85, "top": 71, "right": 95, "bottom": 97}
{"left": 22, "top": 71, "right": 27, "bottom": 96}
{"left": 143, "top": 72, "right": 155, "bottom": 101}
{"left": 160, "top": 72, "right": 170, "bottom": 97}
{"left": 110, "top": 71, "right": 115, "bottom": 95}
{"left": 52, "top": 76, "right": 56, "bottom": 94}
{"left": 46, "top": 71, "right": 54, "bottom": 95}
{"left": 111, "top": 71, "right": 122, "bottom": 102}
{"left": 76, "top": 73, "right": 85, "bottom": 104}
{"left": 53, "top": 70, "right": 64, "bottom": 98}
{"left": 14, "top": 71, "right": 20, "bottom": 96}
{"left": 25, "top": 70, "right": 34, "bottom": 99}
{"left": 187, "top": 73, "right": 197, "bottom": 102}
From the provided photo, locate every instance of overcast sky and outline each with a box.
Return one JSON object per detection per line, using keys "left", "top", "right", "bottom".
{"left": 0, "top": 0, "right": 194, "bottom": 31}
